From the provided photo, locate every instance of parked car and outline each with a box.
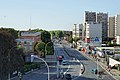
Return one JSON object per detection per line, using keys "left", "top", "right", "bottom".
{"left": 114, "top": 54, "right": 120, "bottom": 59}
{"left": 106, "top": 50, "right": 114, "bottom": 57}
{"left": 65, "top": 74, "right": 72, "bottom": 80}
{"left": 97, "top": 51, "right": 105, "bottom": 58}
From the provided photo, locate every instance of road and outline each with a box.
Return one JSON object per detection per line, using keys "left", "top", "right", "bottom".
{"left": 12, "top": 41, "right": 116, "bottom": 80}
{"left": 62, "top": 41, "right": 116, "bottom": 80}
{"left": 54, "top": 43, "right": 82, "bottom": 80}
{"left": 12, "top": 63, "right": 56, "bottom": 80}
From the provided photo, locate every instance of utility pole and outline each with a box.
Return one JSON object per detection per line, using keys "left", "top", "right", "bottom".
{"left": 57, "top": 61, "right": 60, "bottom": 78}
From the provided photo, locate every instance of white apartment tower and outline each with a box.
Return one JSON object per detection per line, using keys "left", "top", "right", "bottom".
{"left": 72, "top": 24, "right": 83, "bottom": 38}
{"left": 116, "top": 13, "right": 120, "bottom": 36}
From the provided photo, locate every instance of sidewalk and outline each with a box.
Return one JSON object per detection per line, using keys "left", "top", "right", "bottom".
{"left": 80, "top": 51, "right": 120, "bottom": 80}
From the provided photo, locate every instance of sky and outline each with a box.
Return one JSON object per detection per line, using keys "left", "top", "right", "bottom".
{"left": 0, "top": 0, "right": 120, "bottom": 31}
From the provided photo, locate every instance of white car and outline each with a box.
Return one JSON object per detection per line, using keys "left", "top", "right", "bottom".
{"left": 97, "top": 51, "right": 105, "bottom": 58}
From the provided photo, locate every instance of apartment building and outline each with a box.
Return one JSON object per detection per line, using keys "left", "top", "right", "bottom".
{"left": 97, "top": 12, "right": 108, "bottom": 41}
{"left": 116, "top": 13, "right": 120, "bottom": 36}
{"left": 108, "top": 16, "right": 115, "bottom": 38}
{"left": 116, "top": 13, "right": 120, "bottom": 44}
{"left": 84, "top": 11, "right": 96, "bottom": 23}
{"left": 72, "top": 24, "right": 83, "bottom": 39}
{"left": 85, "top": 22, "right": 102, "bottom": 46}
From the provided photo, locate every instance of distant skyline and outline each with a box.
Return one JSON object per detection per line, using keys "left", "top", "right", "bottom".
{"left": 0, "top": 0, "right": 120, "bottom": 31}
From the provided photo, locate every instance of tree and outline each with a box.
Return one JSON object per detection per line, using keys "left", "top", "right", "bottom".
{"left": 0, "top": 28, "right": 18, "bottom": 38}
{"left": 56, "top": 30, "right": 64, "bottom": 39}
{"left": 46, "top": 42, "right": 54, "bottom": 55}
{"left": 17, "top": 31, "right": 21, "bottom": 38}
{"left": 49, "top": 31, "right": 56, "bottom": 39}
{"left": 74, "top": 37, "right": 80, "bottom": 43}
{"left": 0, "top": 31, "right": 24, "bottom": 80}
{"left": 35, "top": 42, "right": 46, "bottom": 57}
{"left": 68, "top": 35, "right": 73, "bottom": 43}
{"left": 41, "top": 30, "right": 51, "bottom": 43}
{"left": 31, "top": 28, "right": 43, "bottom": 32}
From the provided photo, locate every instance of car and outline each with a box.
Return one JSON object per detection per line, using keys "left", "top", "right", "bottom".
{"left": 65, "top": 74, "right": 72, "bottom": 80}
{"left": 62, "top": 61, "right": 67, "bottom": 65}
{"left": 97, "top": 51, "right": 105, "bottom": 58}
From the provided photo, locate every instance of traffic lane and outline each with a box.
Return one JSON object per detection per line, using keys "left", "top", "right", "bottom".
{"left": 64, "top": 47, "right": 88, "bottom": 60}
{"left": 12, "top": 64, "right": 57, "bottom": 80}
{"left": 54, "top": 44, "right": 81, "bottom": 79}
{"left": 65, "top": 60, "right": 81, "bottom": 80}
{"left": 65, "top": 48, "right": 115, "bottom": 80}
{"left": 11, "top": 69, "right": 48, "bottom": 80}
{"left": 54, "top": 44, "right": 71, "bottom": 60}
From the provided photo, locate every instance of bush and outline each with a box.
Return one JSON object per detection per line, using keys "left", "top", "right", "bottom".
{"left": 46, "top": 42, "right": 54, "bottom": 55}
{"left": 24, "top": 62, "right": 41, "bottom": 72}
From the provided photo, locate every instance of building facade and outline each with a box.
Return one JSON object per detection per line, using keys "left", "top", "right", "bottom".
{"left": 16, "top": 31, "right": 41, "bottom": 54}
{"left": 21, "top": 31, "right": 41, "bottom": 42}
{"left": 108, "top": 16, "right": 115, "bottom": 38}
{"left": 116, "top": 13, "right": 120, "bottom": 36}
{"left": 97, "top": 12, "right": 108, "bottom": 41}
{"left": 72, "top": 24, "right": 83, "bottom": 39}
{"left": 84, "top": 11, "right": 96, "bottom": 23}
{"left": 85, "top": 22, "right": 102, "bottom": 46}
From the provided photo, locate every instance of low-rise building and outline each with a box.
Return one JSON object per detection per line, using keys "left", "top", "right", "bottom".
{"left": 16, "top": 31, "right": 41, "bottom": 54}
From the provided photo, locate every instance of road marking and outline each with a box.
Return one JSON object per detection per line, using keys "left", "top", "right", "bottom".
{"left": 72, "top": 59, "right": 82, "bottom": 80}
{"left": 63, "top": 65, "right": 70, "bottom": 75}
{"left": 79, "top": 51, "right": 117, "bottom": 80}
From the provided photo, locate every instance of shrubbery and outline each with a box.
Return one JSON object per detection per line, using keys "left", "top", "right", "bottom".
{"left": 24, "top": 62, "right": 41, "bottom": 73}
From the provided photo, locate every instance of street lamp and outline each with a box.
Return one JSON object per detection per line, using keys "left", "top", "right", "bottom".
{"left": 31, "top": 55, "right": 50, "bottom": 80}
{"left": 97, "top": 53, "right": 99, "bottom": 79}
{"left": 8, "top": 46, "right": 17, "bottom": 80}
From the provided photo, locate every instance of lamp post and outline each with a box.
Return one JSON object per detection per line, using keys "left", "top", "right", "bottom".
{"left": 97, "top": 53, "right": 99, "bottom": 79}
{"left": 31, "top": 55, "right": 50, "bottom": 80}
{"left": 8, "top": 46, "right": 17, "bottom": 80}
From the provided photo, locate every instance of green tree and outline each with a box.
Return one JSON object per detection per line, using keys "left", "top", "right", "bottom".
{"left": 41, "top": 30, "right": 51, "bottom": 43}
{"left": 49, "top": 31, "right": 56, "bottom": 38}
{"left": 0, "top": 31, "right": 24, "bottom": 80}
{"left": 17, "top": 31, "right": 21, "bottom": 38}
{"left": 35, "top": 42, "right": 46, "bottom": 57}
{"left": 31, "top": 28, "right": 43, "bottom": 32}
{"left": 74, "top": 37, "right": 80, "bottom": 43}
{"left": 68, "top": 35, "right": 73, "bottom": 43}
{"left": 46, "top": 42, "right": 54, "bottom": 55}
{"left": 56, "top": 30, "right": 64, "bottom": 39}
{"left": 0, "top": 28, "right": 18, "bottom": 38}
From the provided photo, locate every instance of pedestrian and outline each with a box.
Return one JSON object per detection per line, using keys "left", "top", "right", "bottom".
{"left": 107, "top": 65, "right": 111, "bottom": 71}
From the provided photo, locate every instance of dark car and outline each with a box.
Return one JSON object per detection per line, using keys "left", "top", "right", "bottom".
{"left": 65, "top": 74, "right": 72, "bottom": 80}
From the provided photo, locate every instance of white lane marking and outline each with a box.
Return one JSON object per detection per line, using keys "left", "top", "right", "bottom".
{"left": 73, "top": 59, "right": 82, "bottom": 80}
{"left": 63, "top": 65, "right": 71, "bottom": 75}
